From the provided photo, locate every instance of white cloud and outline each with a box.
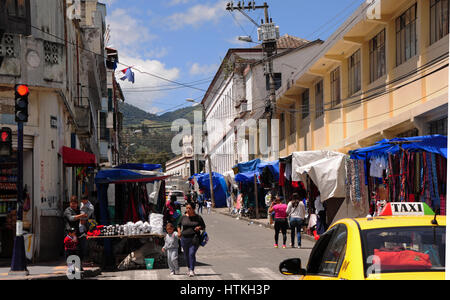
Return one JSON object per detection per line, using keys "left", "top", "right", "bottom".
{"left": 165, "top": 0, "right": 228, "bottom": 30}
{"left": 189, "top": 62, "right": 218, "bottom": 76}
{"left": 118, "top": 54, "right": 181, "bottom": 113}
{"left": 106, "top": 9, "right": 157, "bottom": 56}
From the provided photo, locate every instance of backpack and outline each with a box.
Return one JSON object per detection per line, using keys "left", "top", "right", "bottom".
{"left": 199, "top": 231, "right": 209, "bottom": 247}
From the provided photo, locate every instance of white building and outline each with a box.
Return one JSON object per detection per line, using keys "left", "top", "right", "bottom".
{"left": 202, "top": 35, "right": 323, "bottom": 174}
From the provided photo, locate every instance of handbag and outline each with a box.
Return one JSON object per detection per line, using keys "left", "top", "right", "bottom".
{"left": 199, "top": 231, "right": 209, "bottom": 247}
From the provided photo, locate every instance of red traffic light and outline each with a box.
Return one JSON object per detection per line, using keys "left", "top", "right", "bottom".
{"left": 1, "top": 131, "right": 9, "bottom": 142}
{"left": 15, "top": 84, "right": 29, "bottom": 97}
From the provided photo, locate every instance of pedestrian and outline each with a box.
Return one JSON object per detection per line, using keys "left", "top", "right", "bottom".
{"left": 265, "top": 191, "right": 272, "bottom": 225}
{"left": 78, "top": 195, "right": 95, "bottom": 264}
{"left": 197, "top": 190, "right": 205, "bottom": 214}
{"left": 177, "top": 203, "right": 206, "bottom": 277}
{"left": 286, "top": 193, "right": 306, "bottom": 248}
{"left": 64, "top": 227, "right": 79, "bottom": 259}
{"left": 162, "top": 223, "right": 180, "bottom": 276}
{"left": 268, "top": 195, "right": 288, "bottom": 248}
{"left": 63, "top": 196, "right": 87, "bottom": 236}
{"left": 206, "top": 199, "right": 212, "bottom": 214}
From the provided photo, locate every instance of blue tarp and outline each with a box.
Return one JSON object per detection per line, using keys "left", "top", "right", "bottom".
{"left": 233, "top": 159, "right": 261, "bottom": 173}
{"left": 350, "top": 135, "right": 448, "bottom": 160}
{"left": 193, "top": 172, "right": 229, "bottom": 208}
{"left": 95, "top": 169, "right": 166, "bottom": 184}
{"left": 115, "top": 163, "right": 162, "bottom": 171}
{"left": 235, "top": 171, "right": 260, "bottom": 184}
{"left": 257, "top": 160, "right": 280, "bottom": 181}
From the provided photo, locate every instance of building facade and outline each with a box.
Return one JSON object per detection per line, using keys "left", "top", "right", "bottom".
{"left": 0, "top": 0, "right": 122, "bottom": 262}
{"left": 276, "top": 0, "right": 448, "bottom": 156}
{"left": 202, "top": 35, "right": 323, "bottom": 172}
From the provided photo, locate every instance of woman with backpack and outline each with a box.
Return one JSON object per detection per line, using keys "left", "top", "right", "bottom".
{"left": 286, "top": 193, "right": 306, "bottom": 248}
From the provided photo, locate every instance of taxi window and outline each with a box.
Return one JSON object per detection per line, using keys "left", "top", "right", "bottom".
{"left": 363, "top": 227, "right": 446, "bottom": 275}
{"left": 307, "top": 224, "right": 348, "bottom": 277}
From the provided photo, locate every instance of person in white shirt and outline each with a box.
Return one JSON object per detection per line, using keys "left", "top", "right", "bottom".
{"left": 286, "top": 193, "right": 306, "bottom": 248}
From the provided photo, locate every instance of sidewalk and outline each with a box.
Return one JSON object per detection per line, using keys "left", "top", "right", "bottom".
{"left": 0, "top": 260, "right": 101, "bottom": 280}
{"left": 212, "top": 207, "right": 316, "bottom": 243}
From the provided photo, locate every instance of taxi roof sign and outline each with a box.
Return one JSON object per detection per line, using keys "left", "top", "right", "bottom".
{"left": 380, "top": 202, "right": 435, "bottom": 216}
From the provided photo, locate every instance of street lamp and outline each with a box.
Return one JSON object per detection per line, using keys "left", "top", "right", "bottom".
{"left": 185, "top": 98, "right": 216, "bottom": 208}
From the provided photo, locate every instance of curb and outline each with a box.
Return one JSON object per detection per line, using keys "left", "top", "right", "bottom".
{"left": 213, "top": 209, "right": 316, "bottom": 243}
{"left": 0, "top": 267, "right": 102, "bottom": 281}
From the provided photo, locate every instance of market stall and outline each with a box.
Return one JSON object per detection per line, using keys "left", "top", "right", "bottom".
{"left": 91, "top": 165, "right": 170, "bottom": 269}
{"left": 190, "top": 172, "right": 229, "bottom": 208}
{"left": 349, "top": 135, "right": 447, "bottom": 216}
{"left": 232, "top": 160, "right": 280, "bottom": 218}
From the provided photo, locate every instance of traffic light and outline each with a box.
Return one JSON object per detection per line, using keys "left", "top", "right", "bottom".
{"left": 15, "top": 84, "right": 29, "bottom": 123}
{"left": 0, "top": 127, "right": 12, "bottom": 157}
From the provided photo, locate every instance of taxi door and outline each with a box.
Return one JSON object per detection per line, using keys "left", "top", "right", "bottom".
{"left": 303, "top": 224, "right": 349, "bottom": 280}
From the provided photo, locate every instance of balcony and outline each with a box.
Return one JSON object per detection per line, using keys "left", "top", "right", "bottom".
{"left": 74, "top": 105, "right": 91, "bottom": 138}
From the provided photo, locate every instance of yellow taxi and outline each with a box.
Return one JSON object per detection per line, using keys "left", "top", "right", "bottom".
{"left": 279, "top": 202, "right": 446, "bottom": 280}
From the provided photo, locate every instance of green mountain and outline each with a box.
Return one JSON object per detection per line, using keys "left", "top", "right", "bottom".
{"left": 119, "top": 102, "right": 202, "bottom": 167}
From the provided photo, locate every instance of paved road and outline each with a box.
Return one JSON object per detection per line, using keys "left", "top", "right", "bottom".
{"left": 94, "top": 211, "right": 314, "bottom": 280}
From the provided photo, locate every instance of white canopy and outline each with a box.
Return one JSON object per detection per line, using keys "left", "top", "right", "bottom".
{"left": 291, "top": 151, "right": 347, "bottom": 202}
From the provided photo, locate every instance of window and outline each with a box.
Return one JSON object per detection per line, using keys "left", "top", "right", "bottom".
{"left": 266, "top": 73, "right": 282, "bottom": 91}
{"left": 396, "top": 4, "right": 417, "bottom": 66}
{"left": 99, "top": 111, "right": 109, "bottom": 141}
{"left": 348, "top": 49, "right": 361, "bottom": 95}
{"left": 302, "top": 89, "right": 310, "bottom": 119}
{"left": 6, "top": 0, "right": 26, "bottom": 17}
{"left": 429, "top": 117, "right": 448, "bottom": 135}
{"left": 279, "top": 113, "right": 285, "bottom": 141}
{"left": 369, "top": 29, "right": 386, "bottom": 83}
{"left": 315, "top": 80, "right": 324, "bottom": 118}
{"left": 289, "top": 104, "right": 296, "bottom": 143}
{"left": 306, "top": 224, "right": 348, "bottom": 277}
{"left": 363, "top": 227, "right": 445, "bottom": 275}
{"left": 1, "top": 0, "right": 30, "bottom": 35}
{"left": 430, "top": 0, "right": 450, "bottom": 45}
{"left": 330, "top": 67, "right": 341, "bottom": 107}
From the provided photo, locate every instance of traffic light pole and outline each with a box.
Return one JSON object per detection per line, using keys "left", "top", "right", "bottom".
{"left": 9, "top": 121, "right": 28, "bottom": 276}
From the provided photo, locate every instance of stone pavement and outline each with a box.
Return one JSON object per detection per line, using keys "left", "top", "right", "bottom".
{"left": 0, "top": 260, "right": 101, "bottom": 280}
{"left": 212, "top": 207, "right": 316, "bottom": 243}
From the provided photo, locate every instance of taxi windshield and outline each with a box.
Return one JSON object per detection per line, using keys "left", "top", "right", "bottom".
{"left": 363, "top": 226, "right": 446, "bottom": 275}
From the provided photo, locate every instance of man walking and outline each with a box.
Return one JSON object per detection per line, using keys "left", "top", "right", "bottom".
{"left": 197, "top": 190, "right": 205, "bottom": 214}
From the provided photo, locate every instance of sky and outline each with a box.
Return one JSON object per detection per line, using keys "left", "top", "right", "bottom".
{"left": 103, "top": 0, "right": 366, "bottom": 115}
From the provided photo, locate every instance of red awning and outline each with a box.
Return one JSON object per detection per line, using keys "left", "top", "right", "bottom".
{"left": 62, "top": 146, "right": 97, "bottom": 167}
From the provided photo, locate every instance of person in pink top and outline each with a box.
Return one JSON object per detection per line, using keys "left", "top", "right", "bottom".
{"left": 268, "top": 195, "right": 288, "bottom": 248}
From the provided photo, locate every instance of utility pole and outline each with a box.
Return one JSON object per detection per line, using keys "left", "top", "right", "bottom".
{"left": 201, "top": 105, "right": 216, "bottom": 208}
{"left": 226, "top": 1, "right": 279, "bottom": 159}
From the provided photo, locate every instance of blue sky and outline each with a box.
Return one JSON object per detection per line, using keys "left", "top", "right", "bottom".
{"left": 104, "top": 0, "right": 365, "bottom": 114}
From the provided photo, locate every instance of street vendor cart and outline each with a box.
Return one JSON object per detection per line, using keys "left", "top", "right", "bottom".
{"left": 91, "top": 164, "right": 171, "bottom": 270}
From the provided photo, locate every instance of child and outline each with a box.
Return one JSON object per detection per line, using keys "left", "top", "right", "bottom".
{"left": 206, "top": 199, "right": 212, "bottom": 214}
{"left": 64, "top": 228, "right": 79, "bottom": 259}
{"left": 162, "top": 223, "right": 179, "bottom": 275}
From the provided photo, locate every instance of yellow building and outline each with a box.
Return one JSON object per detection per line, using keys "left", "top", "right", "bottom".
{"left": 276, "top": 0, "right": 448, "bottom": 156}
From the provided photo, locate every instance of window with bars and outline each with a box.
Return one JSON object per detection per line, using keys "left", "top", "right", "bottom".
{"left": 0, "top": 0, "right": 30, "bottom": 35}
{"left": 315, "top": 80, "right": 324, "bottom": 119}
{"left": 348, "top": 49, "right": 361, "bottom": 95}
{"left": 430, "top": 0, "right": 450, "bottom": 45}
{"left": 369, "top": 29, "right": 386, "bottom": 83}
{"left": 396, "top": 3, "right": 417, "bottom": 66}
{"left": 428, "top": 117, "right": 448, "bottom": 135}
{"left": 302, "top": 89, "right": 310, "bottom": 119}
{"left": 330, "top": 67, "right": 341, "bottom": 108}
{"left": 289, "top": 104, "right": 296, "bottom": 144}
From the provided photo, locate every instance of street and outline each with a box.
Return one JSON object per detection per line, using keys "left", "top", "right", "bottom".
{"left": 92, "top": 211, "right": 314, "bottom": 280}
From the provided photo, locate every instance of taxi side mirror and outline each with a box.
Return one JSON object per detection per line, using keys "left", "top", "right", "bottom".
{"left": 279, "top": 258, "right": 306, "bottom": 276}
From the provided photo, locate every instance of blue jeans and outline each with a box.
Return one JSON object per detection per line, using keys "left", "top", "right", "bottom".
{"left": 180, "top": 236, "right": 199, "bottom": 271}
{"left": 289, "top": 218, "right": 303, "bottom": 247}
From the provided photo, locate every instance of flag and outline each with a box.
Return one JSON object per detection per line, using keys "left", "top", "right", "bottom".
{"left": 120, "top": 67, "right": 135, "bottom": 84}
